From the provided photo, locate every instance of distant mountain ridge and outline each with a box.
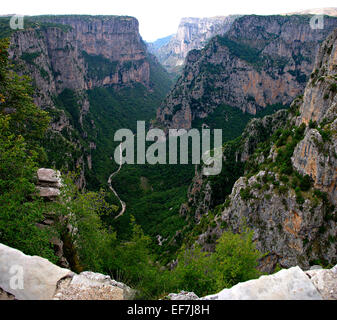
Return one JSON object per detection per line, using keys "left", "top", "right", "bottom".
{"left": 154, "top": 15, "right": 240, "bottom": 75}
{"left": 156, "top": 14, "right": 337, "bottom": 130}
{"left": 146, "top": 34, "right": 174, "bottom": 53}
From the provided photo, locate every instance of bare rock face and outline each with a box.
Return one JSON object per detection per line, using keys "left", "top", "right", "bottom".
{"left": 8, "top": 16, "right": 156, "bottom": 189}
{"left": 156, "top": 16, "right": 239, "bottom": 74}
{"left": 36, "top": 168, "right": 62, "bottom": 200}
{"left": 157, "top": 15, "right": 337, "bottom": 130}
{"left": 292, "top": 29, "right": 337, "bottom": 205}
{"left": 0, "top": 243, "right": 133, "bottom": 300}
{"left": 180, "top": 28, "right": 337, "bottom": 272}
{"left": 9, "top": 16, "right": 150, "bottom": 93}
{"left": 184, "top": 109, "right": 289, "bottom": 223}
{"left": 291, "top": 128, "right": 337, "bottom": 205}
{"left": 198, "top": 171, "right": 336, "bottom": 270}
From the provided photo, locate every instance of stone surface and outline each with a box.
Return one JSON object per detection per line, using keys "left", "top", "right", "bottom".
{"left": 37, "top": 168, "right": 61, "bottom": 184}
{"left": 0, "top": 244, "right": 134, "bottom": 300}
{"left": 305, "top": 265, "right": 337, "bottom": 300}
{"left": 36, "top": 168, "right": 62, "bottom": 200}
{"left": 202, "top": 267, "right": 322, "bottom": 300}
{"left": 292, "top": 29, "right": 337, "bottom": 205}
{"left": 53, "top": 272, "right": 125, "bottom": 300}
{"left": 0, "top": 288, "right": 15, "bottom": 300}
{"left": 37, "top": 186, "right": 61, "bottom": 199}
{"left": 0, "top": 243, "right": 73, "bottom": 300}
{"left": 167, "top": 291, "right": 199, "bottom": 300}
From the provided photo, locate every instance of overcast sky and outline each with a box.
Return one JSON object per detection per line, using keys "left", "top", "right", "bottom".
{"left": 1, "top": 0, "right": 337, "bottom": 41}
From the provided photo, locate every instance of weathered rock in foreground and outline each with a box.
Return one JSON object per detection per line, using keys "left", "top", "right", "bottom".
{"left": 0, "top": 243, "right": 134, "bottom": 300}
{"left": 0, "top": 243, "right": 73, "bottom": 300}
{"left": 169, "top": 264, "right": 337, "bottom": 300}
{"left": 305, "top": 265, "right": 337, "bottom": 300}
{"left": 167, "top": 291, "right": 199, "bottom": 300}
{"left": 53, "top": 271, "right": 136, "bottom": 300}
{"left": 203, "top": 267, "right": 322, "bottom": 300}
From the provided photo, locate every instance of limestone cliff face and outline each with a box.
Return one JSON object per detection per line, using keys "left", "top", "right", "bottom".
{"left": 179, "top": 29, "right": 337, "bottom": 272}
{"left": 7, "top": 15, "right": 154, "bottom": 188}
{"left": 292, "top": 29, "right": 337, "bottom": 205}
{"left": 156, "top": 15, "right": 337, "bottom": 130}
{"left": 156, "top": 16, "right": 238, "bottom": 74}
{"left": 184, "top": 109, "right": 289, "bottom": 221}
{"left": 9, "top": 16, "right": 150, "bottom": 99}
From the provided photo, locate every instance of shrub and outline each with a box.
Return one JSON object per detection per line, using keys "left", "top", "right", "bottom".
{"left": 309, "top": 120, "right": 317, "bottom": 128}
{"left": 299, "top": 174, "right": 312, "bottom": 191}
{"left": 240, "top": 186, "right": 253, "bottom": 200}
{"left": 171, "top": 228, "right": 263, "bottom": 296}
{"left": 329, "top": 83, "right": 337, "bottom": 93}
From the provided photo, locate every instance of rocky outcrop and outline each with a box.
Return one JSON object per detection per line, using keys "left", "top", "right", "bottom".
{"left": 156, "top": 16, "right": 238, "bottom": 74}
{"left": 36, "top": 168, "right": 62, "bottom": 200}
{"left": 184, "top": 109, "right": 289, "bottom": 222}
{"left": 169, "top": 265, "right": 337, "bottom": 300}
{"left": 35, "top": 168, "right": 70, "bottom": 268}
{"left": 0, "top": 243, "right": 134, "bottom": 300}
{"left": 167, "top": 291, "right": 199, "bottom": 300}
{"left": 305, "top": 265, "right": 337, "bottom": 299}
{"left": 291, "top": 29, "right": 337, "bottom": 205}
{"left": 10, "top": 16, "right": 150, "bottom": 93}
{"left": 203, "top": 171, "right": 336, "bottom": 270}
{"left": 203, "top": 266, "right": 323, "bottom": 300}
{"left": 179, "top": 28, "right": 337, "bottom": 271}
{"left": 0, "top": 243, "right": 72, "bottom": 300}
{"left": 156, "top": 15, "right": 337, "bottom": 130}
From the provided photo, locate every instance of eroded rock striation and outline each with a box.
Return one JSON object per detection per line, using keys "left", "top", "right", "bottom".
{"left": 292, "top": 30, "right": 337, "bottom": 205}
